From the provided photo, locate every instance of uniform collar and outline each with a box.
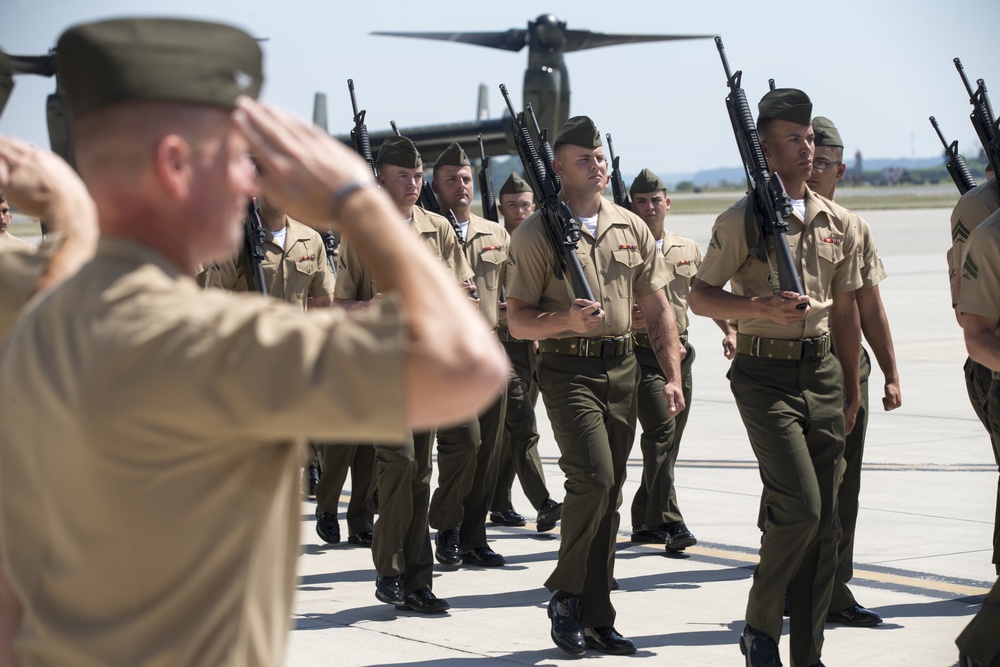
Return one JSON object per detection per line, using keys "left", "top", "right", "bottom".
{"left": 410, "top": 206, "right": 440, "bottom": 234}
{"left": 660, "top": 228, "right": 686, "bottom": 253}
{"left": 465, "top": 213, "right": 499, "bottom": 242}
{"left": 802, "top": 186, "right": 837, "bottom": 227}
{"left": 591, "top": 198, "right": 632, "bottom": 242}
{"left": 95, "top": 236, "right": 187, "bottom": 279}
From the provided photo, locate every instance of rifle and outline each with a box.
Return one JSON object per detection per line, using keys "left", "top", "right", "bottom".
{"left": 499, "top": 83, "right": 599, "bottom": 310}
{"left": 955, "top": 58, "right": 1000, "bottom": 174}
{"left": 418, "top": 178, "right": 440, "bottom": 214}
{"left": 525, "top": 103, "right": 561, "bottom": 193}
{"left": 321, "top": 231, "right": 340, "bottom": 276}
{"left": 715, "top": 37, "right": 806, "bottom": 307}
{"left": 388, "top": 119, "right": 440, "bottom": 213}
{"left": 241, "top": 197, "right": 268, "bottom": 295}
{"left": 929, "top": 115, "right": 977, "bottom": 194}
{"left": 347, "top": 79, "right": 377, "bottom": 179}
{"left": 478, "top": 133, "right": 499, "bottom": 222}
{"left": 444, "top": 208, "right": 479, "bottom": 300}
{"left": 606, "top": 133, "right": 631, "bottom": 209}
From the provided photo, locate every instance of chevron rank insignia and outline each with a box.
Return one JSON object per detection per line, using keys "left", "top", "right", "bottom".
{"left": 953, "top": 220, "right": 971, "bottom": 244}
{"left": 963, "top": 253, "right": 979, "bottom": 282}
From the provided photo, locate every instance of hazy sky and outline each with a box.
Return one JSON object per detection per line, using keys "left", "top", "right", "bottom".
{"left": 2, "top": 0, "right": 997, "bottom": 175}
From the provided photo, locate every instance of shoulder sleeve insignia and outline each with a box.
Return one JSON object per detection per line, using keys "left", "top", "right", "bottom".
{"left": 962, "top": 253, "right": 980, "bottom": 282}
{"left": 953, "top": 220, "right": 971, "bottom": 244}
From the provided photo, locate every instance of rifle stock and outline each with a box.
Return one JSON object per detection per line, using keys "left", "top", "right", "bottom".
{"left": 930, "top": 115, "right": 977, "bottom": 194}
{"left": 715, "top": 37, "right": 806, "bottom": 308}
{"left": 500, "top": 84, "right": 599, "bottom": 310}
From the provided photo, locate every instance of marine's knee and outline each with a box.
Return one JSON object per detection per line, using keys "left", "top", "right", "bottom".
{"left": 565, "top": 462, "right": 615, "bottom": 499}
{"left": 765, "top": 495, "right": 822, "bottom": 535}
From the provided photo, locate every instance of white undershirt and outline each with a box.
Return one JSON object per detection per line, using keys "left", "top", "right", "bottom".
{"left": 655, "top": 238, "right": 664, "bottom": 252}
{"left": 789, "top": 198, "right": 806, "bottom": 221}
{"left": 270, "top": 227, "right": 287, "bottom": 249}
{"left": 579, "top": 214, "right": 598, "bottom": 237}
{"left": 458, "top": 220, "right": 470, "bottom": 241}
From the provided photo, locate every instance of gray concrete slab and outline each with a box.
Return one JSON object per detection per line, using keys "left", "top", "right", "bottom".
{"left": 284, "top": 207, "right": 995, "bottom": 666}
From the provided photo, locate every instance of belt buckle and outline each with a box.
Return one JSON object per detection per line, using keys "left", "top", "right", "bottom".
{"left": 579, "top": 338, "right": 593, "bottom": 357}
{"left": 751, "top": 336, "right": 762, "bottom": 357}
{"left": 602, "top": 338, "right": 617, "bottom": 358}
{"left": 801, "top": 338, "right": 816, "bottom": 360}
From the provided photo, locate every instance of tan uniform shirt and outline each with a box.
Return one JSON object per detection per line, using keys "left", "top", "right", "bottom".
{"left": 849, "top": 211, "right": 888, "bottom": 290}
{"left": 461, "top": 214, "right": 509, "bottom": 329}
{"left": 0, "top": 245, "right": 44, "bottom": 336}
{"left": 950, "top": 177, "right": 1000, "bottom": 305}
{"left": 0, "top": 233, "right": 35, "bottom": 251}
{"left": 506, "top": 198, "right": 669, "bottom": 338}
{"left": 697, "top": 190, "right": 863, "bottom": 339}
{"left": 0, "top": 237, "right": 408, "bottom": 667}
{"left": 0, "top": 235, "right": 61, "bottom": 336}
{"left": 335, "top": 206, "right": 474, "bottom": 301}
{"left": 959, "top": 209, "right": 1000, "bottom": 337}
{"left": 204, "top": 217, "right": 336, "bottom": 310}
{"left": 655, "top": 230, "right": 701, "bottom": 334}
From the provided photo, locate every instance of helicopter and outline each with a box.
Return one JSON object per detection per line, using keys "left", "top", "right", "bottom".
{"left": 3, "top": 15, "right": 712, "bottom": 168}
{"left": 0, "top": 50, "right": 73, "bottom": 166}
{"left": 328, "top": 14, "right": 712, "bottom": 161}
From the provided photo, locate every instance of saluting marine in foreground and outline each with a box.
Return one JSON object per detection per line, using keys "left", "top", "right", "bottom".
{"left": 0, "top": 17, "right": 507, "bottom": 666}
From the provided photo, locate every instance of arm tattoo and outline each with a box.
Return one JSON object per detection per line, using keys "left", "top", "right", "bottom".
{"left": 648, "top": 320, "right": 666, "bottom": 355}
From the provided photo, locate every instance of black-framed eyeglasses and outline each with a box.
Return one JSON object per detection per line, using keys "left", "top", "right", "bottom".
{"left": 812, "top": 159, "right": 842, "bottom": 172}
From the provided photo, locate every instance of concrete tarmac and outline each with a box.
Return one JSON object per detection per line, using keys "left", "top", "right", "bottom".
{"left": 285, "top": 207, "right": 995, "bottom": 666}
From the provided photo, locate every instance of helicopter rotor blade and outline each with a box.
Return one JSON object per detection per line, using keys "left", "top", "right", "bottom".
{"left": 7, "top": 53, "right": 56, "bottom": 77}
{"left": 562, "top": 30, "right": 714, "bottom": 53}
{"left": 371, "top": 29, "right": 527, "bottom": 52}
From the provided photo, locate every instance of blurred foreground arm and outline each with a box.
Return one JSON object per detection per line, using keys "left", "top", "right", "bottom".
{"left": 234, "top": 98, "right": 508, "bottom": 428}
{"left": 0, "top": 136, "right": 98, "bottom": 294}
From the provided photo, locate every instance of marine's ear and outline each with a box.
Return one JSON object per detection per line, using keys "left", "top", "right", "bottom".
{"left": 154, "top": 134, "right": 194, "bottom": 200}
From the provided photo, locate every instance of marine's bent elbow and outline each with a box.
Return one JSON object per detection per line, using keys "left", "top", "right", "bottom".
{"left": 404, "top": 331, "right": 510, "bottom": 431}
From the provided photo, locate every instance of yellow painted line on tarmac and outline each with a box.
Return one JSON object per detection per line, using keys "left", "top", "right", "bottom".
{"left": 537, "top": 456, "right": 996, "bottom": 473}
{"left": 619, "top": 538, "right": 993, "bottom": 597}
